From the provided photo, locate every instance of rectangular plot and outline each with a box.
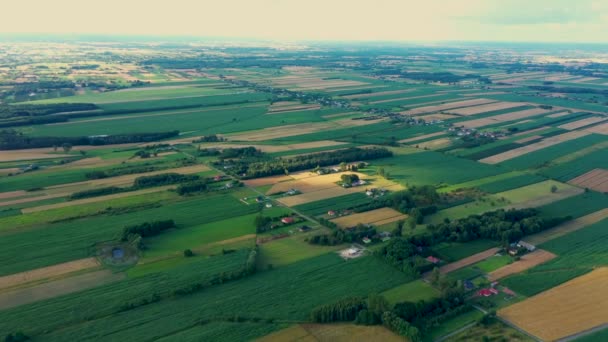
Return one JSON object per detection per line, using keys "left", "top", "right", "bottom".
{"left": 569, "top": 169, "right": 608, "bottom": 192}
{"left": 559, "top": 116, "right": 607, "bottom": 130}
{"left": 448, "top": 102, "right": 526, "bottom": 116}
{"left": 402, "top": 98, "right": 498, "bottom": 115}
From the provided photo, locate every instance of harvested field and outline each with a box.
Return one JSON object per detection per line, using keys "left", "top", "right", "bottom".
{"left": 402, "top": 98, "right": 497, "bottom": 115}
{"left": 447, "top": 102, "right": 526, "bottom": 116}
{"left": 515, "top": 135, "right": 543, "bottom": 144}
{"left": 490, "top": 108, "right": 549, "bottom": 122}
{"left": 369, "top": 93, "right": 441, "bottom": 104}
{"left": 0, "top": 258, "right": 99, "bottom": 291}
{"left": 558, "top": 117, "right": 607, "bottom": 130}
{"left": 398, "top": 131, "right": 445, "bottom": 143}
{"left": 418, "top": 113, "right": 460, "bottom": 121}
{"left": 488, "top": 249, "right": 556, "bottom": 281}
{"left": 584, "top": 122, "right": 608, "bottom": 135}
{"left": 0, "top": 269, "right": 124, "bottom": 310}
{"left": 461, "top": 91, "right": 506, "bottom": 96}
{"left": 417, "top": 138, "right": 452, "bottom": 150}
{"left": 259, "top": 323, "right": 404, "bottom": 342}
{"left": 568, "top": 169, "right": 608, "bottom": 193}
{"left": 506, "top": 186, "right": 583, "bottom": 210}
{"left": 499, "top": 267, "right": 608, "bottom": 341}
{"left": 0, "top": 190, "right": 27, "bottom": 201}
{"left": 243, "top": 175, "right": 294, "bottom": 187}
{"left": 436, "top": 248, "right": 500, "bottom": 275}
{"left": 0, "top": 151, "right": 72, "bottom": 162}
{"left": 458, "top": 117, "right": 500, "bottom": 129}
{"left": 547, "top": 111, "right": 571, "bottom": 118}
{"left": 277, "top": 180, "right": 403, "bottom": 207}
{"left": 267, "top": 171, "right": 368, "bottom": 195}
{"left": 479, "top": 131, "right": 591, "bottom": 164}
{"left": 331, "top": 207, "right": 407, "bottom": 228}
{"left": 227, "top": 122, "right": 336, "bottom": 141}
{"left": 268, "top": 101, "right": 321, "bottom": 113}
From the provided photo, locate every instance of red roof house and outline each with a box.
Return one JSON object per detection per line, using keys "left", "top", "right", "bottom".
{"left": 426, "top": 256, "right": 441, "bottom": 264}
{"left": 281, "top": 217, "right": 295, "bottom": 224}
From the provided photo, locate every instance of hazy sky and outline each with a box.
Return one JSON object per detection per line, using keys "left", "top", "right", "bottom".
{"left": 3, "top": 0, "right": 608, "bottom": 42}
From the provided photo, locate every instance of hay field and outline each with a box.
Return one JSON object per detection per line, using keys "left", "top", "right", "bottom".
{"left": 585, "top": 122, "right": 608, "bottom": 135}
{"left": 0, "top": 258, "right": 99, "bottom": 291}
{"left": 0, "top": 151, "right": 72, "bottom": 162}
{"left": 568, "top": 168, "right": 608, "bottom": 192}
{"left": 227, "top": 122, "right": 337, "bottom": 141}
{"left": 399, "top": 131, "right": 445, "bottom": 143}
{"left": 479, "top": 131, "right": 591, "bottom": 164}
{"left": 447, "top": 102, "right": 526, "bottom": 116}
{"left": 331, "top": 207, "right": 407, "bottom": 228}
{"left": 267, "top": 172, "right": 368, "bottom": 195}
{"left": 258, "top": 323, "right": 405, "bottom": 342}
{"left": 558, "top": 117, "right": 607, "bottom": 130}
{"left": 402, "top": 98, "right": 497, "bottom": 115}
{"left": 499, "top": 267, "right": 608, "bottom": 341}
{"left": 488, "top": 249, "right": 556, "bottom": 281}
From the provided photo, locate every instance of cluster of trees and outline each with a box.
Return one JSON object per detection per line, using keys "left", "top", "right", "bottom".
{"left": 176, "top": 179, "right": 209, "bottom": 196}
{"left": 0, "top": 129, "right": 179, "bottom": 150}
{"left": 310, "top": 297, "right": 368, "bottom": 323}
{"left": 0, "top": 103, "right": 97, "bottom": 128}
{"left": 198, "top": 146, "right": 264, "bottom": 159}
{"left": 4, "top": 332, "right": 29, "bottom": 342}
{"left": 133, "top": 173, "right": 199, "bottom": 188}
{"left": 192, "top": 134, "right": 225, "bottom": 143}
{"left": 223, "top": 147, "right": 392, "bottom": 179}
{"left": 308, "top": 223, "right": 376, "bottom": 245}
{"left": 422, "top": 208, "right": 569, "bottom": 246}
{"left": 254, "top": 214, "right": 300, "bottom": 233}
{"left": 530, "top": 85, "right": 608, "bottom": 96}
{"left": 340, "top": 173, "right": 359, "bottom": 186}
{"left": 121, "top": 220, "right": 175, "bottom": 241}
{"left": 70, "top": 186, "right": 126, "bottom": 200}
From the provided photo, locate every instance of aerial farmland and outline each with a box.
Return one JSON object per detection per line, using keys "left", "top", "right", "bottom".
{"left": 0, "top": 35, "right": 607, "bottom": 342}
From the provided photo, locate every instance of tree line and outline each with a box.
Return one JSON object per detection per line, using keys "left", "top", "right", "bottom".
{"left": 0, "top": 129, "right": 179, "bottom": 150}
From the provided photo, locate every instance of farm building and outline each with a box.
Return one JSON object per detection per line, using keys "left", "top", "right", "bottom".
{"left": 517, "top": 241, "right": 536, "bottom": 252}
{"left": 327, "top": 210, "right": 336, "bottom": 216}
{"left": 478, "top": 288, "right": 499, "bottom": 297}
{"left": 281, "top": 217, "right": 295, "bottom": 224}
{"left": 362, "top": 237, "right": 372, "bottom": 244}
{"left": 426, "top": 256, "right": 441, "bottom": 264}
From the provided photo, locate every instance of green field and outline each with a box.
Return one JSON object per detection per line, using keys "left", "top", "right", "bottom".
{"left": 431, "top": 239, "right": 497, "bottom": 262}
{"left": 381, "top": 279, "right": 440, "bottom": 305}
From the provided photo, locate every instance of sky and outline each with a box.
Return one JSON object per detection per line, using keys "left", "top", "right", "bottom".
{"left": 2, "top": 0, "right": 608, "bottom": 43}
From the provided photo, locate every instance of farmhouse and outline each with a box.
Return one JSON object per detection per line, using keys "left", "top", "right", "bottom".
{"left": 517, "top": 241, "right": 536, "bottom": 252}
{"left": 327, "top": 210, "right": 336, "bottom": 216}
{"left": 426, "top": 256, "right": 441, "bottom": 264}
{"left": 362, "top": 237, "right": 372, "bottom": 244}
{"left": 477, "top": 288, "right": 499, "bottom": 297}
{"left": 281, "top": 217, "right": 295, "bottom": 224}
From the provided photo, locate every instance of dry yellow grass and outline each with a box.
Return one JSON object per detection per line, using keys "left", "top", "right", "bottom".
{"left": 267, "top": 172, "right": 368, "bottom": 195}
{"left": 584, "top": 121, "right": 608, "bottom": 135}
{"left": 447, "top": 101, "right": 526, "bottom": 116}
{"left": 488, "top": 249, "right": 556, "bottom": 281}
{"left": 524, "top": 208, "right": 608, "bottom": 245}
{"left": 0, "top": 258, "right": 99, "bottom": 291}
{"left": 331, "top": 207, "right": 407, "bottom": 228}
{"left": 402, "top": 98, "right": 497, "bottom": 115}
{"left": 227, "top": 122, "right": 336, "bottom": 141}
{"left": 499, "top": 267, "right": 608, "bottom": 341}
{"left": 568, "top": 168, "right": 608, "bottom": 193}
{"left": 417, "top": 138, "right": 452, "bottom": 150}
{"left": 558, "top": 116, "right": 607, "bottom": 130}
{"left": 479, "top": 131, "right": 591, "bottom": 164}
{"left": 399, "top": 132, "right": 445, "bottom": 143}
{"left": 547, "top": 111, "right": 571, "bottom": 118}
{"left": 258, "top": 324, "right": 405, "bottom": 342}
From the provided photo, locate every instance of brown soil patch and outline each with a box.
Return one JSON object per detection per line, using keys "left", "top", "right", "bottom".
{"left": 447, "top": 102, "right": 526, "bottom": 116}
{"left": 499, "top": 267, "right": 608, "bottom": 341}
{"left": 437, "top": 248, "right": 500, "bottom": 275}
{"left": 331, "top": 208, "right": 407, "bottom": 228}
{"left": 547, "top": 111, "right": 571, "bottom": 118}
{"left": 268, "top": 172, "right": 368, "bottom": 195}
{"left": 488, "top": 249, "right": 556, "bottom": 281}
{"left": 0, "top": 258, "right": 99, "bottom": 291}
{"left": 568, "top": 169, "right": 608, "bottom": 192}
{"left": 399, "top": 131, "right": 445, "bottom": 143}
{"left": 525, "top": 209, "right": 608, "bottom": 245}
{"left": 418, "top": 113, "right": 460, "bottom": 121}
{"left": 0, "top": 190, "right": 27, "bottom": 201}
{"left": 402, "top": 98, "right": 497, "bottom": 115}
{"left": 0, "top": 151, "right": 72, "bottom": 162}
{"left": 490, "top": 108, "right": 549, "bottom": 122}
{"left": 479, "top": 131, "right": 591, "bottom": 164}
{"left": 559, "top": 117, "right": 607, "bottom": 130}
{"left": 227, "top": 122, "right": 336, "bottom": 141}
{"left": 0, "top": 269, "right": 124, "bottom": 310}
{"left": 584, "top": 121, "right": 608, "bottom": 135}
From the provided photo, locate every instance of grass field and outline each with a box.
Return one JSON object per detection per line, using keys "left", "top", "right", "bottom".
{"left": 0, "top": 253, "right": 411, "bottom": 340}
{"left": 257, "top": 236, "right": 343, "bottom": 269}
{"left": 381, "top": 279, "right": 440, "bottom": 305}
{"left": 422, "top": 309, "right": 484, "bottom": 342}
{"left": 431, "top": 240, "right": 497, "bottom": 262}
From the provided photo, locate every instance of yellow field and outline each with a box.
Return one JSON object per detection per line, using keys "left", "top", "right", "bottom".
{"left": 558, "top": 116, "right": 607, "bottom": 130}
{"left": 499, "top": 267, "right": 608, "bottom": 341}
{"left": 488, "top": 249, "right": 556, "bottom": 281}
{"left": 0, "top": 257, "right": 99, "bottom": 291}
{"left": 447, "top": 101, "right": 525, "bottom": 116}
{"left": 258, "top": 323, "right": 406, "bottom": 342}
{"left": 331, "top": 207, "right": 407, "bottom": 228}
{"left": 399, "top": 131, "right": 445, "bottom": 143}
{"left": 402, "top": 98, "right": 497, "bottom": 116}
